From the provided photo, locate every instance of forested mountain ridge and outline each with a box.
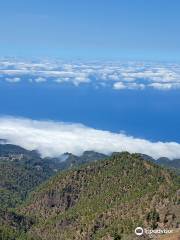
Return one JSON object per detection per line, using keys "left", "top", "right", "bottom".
{"left": 13, "top": 153, "right": 180, "bottom": 239}
{"left": 0, "top": 144, "right": 180, "bottom": 239}
{"left": 0, "top": 144, "right": 56, "bottom": 209}
{"left": 0, "top": 144, "right": 107, "bottom": 209}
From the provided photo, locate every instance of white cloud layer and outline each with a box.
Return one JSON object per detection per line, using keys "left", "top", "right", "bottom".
{"left": 1, "top": 58, "right": 180, "bottom": 90}
{"left": 5, "top": 77, "right": 21, "bottom": 83}
{"left": 0, "top": 116, "right": 180, "bottom": 159}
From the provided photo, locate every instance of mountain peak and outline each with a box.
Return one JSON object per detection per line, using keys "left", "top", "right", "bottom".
{"left": 19, "top": 152, "right": 180, "bottom": 239}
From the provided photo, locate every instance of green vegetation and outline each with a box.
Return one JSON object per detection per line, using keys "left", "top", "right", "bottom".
{"left": 0, "top": 146, "right": 180, "bottom": 240}
{"left": 146, "top": 209, "right": 160, "bottom": 229}
{"left": 0, "top": 157, "right": 55, "bottom": 209}
{"left": 0, "top": 144, "right": 107, "bottom": 210}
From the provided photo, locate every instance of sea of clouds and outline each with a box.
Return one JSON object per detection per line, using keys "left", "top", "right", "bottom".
{"left": 0, "top": 58, "right": 180, "bottom": 90}
{"left": 0, "top": 116, "right": 180, "bottom": 159}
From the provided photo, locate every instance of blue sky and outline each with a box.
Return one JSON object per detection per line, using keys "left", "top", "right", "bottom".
{"left": 0, "top": 1, "right": 180, "bottom": 158}
{"left": 0, "top": 0, "right": 180, "bottom": 60}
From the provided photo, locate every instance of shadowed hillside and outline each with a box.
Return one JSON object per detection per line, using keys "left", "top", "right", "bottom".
{"left": 0, "top": 144, "right": 107, "bottom": 209}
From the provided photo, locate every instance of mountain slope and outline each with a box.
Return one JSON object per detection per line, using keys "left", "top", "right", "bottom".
{"left": 51, "top": 151, "right": 107, "bottom": 170}
{"left": 141, "top": 154, "right": 180, "bottom": 174}
{"left": 0, "top": 144, "right": 56, "bottom": 209}
{"left": 157, "top": 157, "right": 180, "bottom": 170}
{"left": 0, "top": 144, "right": 37, "bottom": 156}
{"left": 0, "top": 144, "right": 107, "bottom": 209}
{"left": 18, "top": 152, "right": 180, "bottom": 240}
